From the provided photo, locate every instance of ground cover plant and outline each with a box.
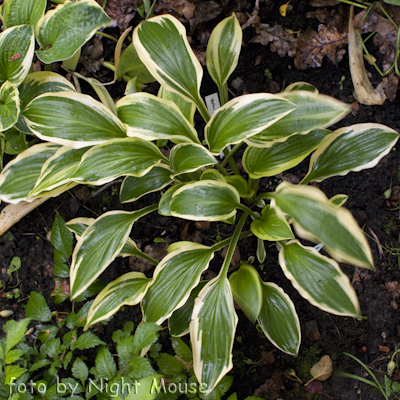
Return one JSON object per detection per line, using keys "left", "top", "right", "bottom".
{"left": 1, "top": 0, "right": 400, "bottom": 398}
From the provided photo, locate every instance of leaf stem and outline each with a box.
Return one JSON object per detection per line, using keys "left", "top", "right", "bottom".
{"left": 253, "top": 192, "right": 275, "bottom": 203}
{"left": 236, "top": 204, "right": 258, "bottom": 220}
{"left": 223, "top": 148, "right": 241, "bottom": 175}
{"left": 220, "top": 142, "right": 242, "bottom": 168}
{"left": 215, "top": 163, "right": 230, "bottom": 177}
{"left": 210, "top": 230, "right": 252, "bottom": 252}
{"left": 195, "top": 96, "right": 211, "bottom": 123}
{"left": 219, "top": 82, "right": 229, "bottom": 106}
{"left": 95, "top": 31, "right": 118, "bottom": 43}
{"left": 220, "top": 212, "right": 248, "bottom": 277}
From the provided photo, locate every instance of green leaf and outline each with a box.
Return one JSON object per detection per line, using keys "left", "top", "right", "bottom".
{"left": 158, "top": 86, "right": 196, "bottom": 126}
{"left": 1, "top": 0, "right": 46, "bottom": 28}
{"left": 117, "top": 42, "right": 155, "bottom": 84}
{"left": 156, "top": 353, "right": 185, "bottom": 377}
{"left": 72, "top": 358, "right": 89, "bottom": 386}
{"left": 205, "top": 93, "right": 296, "bottom": 154}
{"left": 271, "top": 181, "right": 374, "bottom": 269}
{"left": 16, "top": 71, "right": 76, "bottom": 134}
{"left": 142, "top": 245, "right": 214, "bottom": 324}
{"left": 246, "top": 90, "right": 350, "bottom": 146}
{"left": 170, "top": 181, "right": 240, "bottom": 221}
{"left": 0, "top": 25, "right": 35, "bottom": 86}
{"left": 3, "top": 318, "right": 30, "bottom": 354}
{"left": 85, "top": 272, "right": 150, "bottom": 328}
{"left": 0, "top": 143, "right": 60, "bottom": 203}
{"left": 279, "top": 240, "right": 361, "bottom": 317}
{"left": 0, "top": 81, "right": 19, "bottom": 132}
{"left": 229, "top": 264, "right": 262, "bottom": 324}
{"left": 158, "top": 182, "right": 186, "bottom": 216}
{"left": 330, "top": 194, "right": 348, "bottom": 207}
{"left": 95, "top": 347, "right": 117, "bottom": 380}
{"left": 25, "top": 292, "right": 52, "bottom": 322}
{"left": 302, "top": 123, "right": 399, "bottom": 184}
{"left": 171, "top": 337, "right": 192, "bottom": 363}
{"left": 5, "top": 364, "right": 27, "bottom": 385}
{"left": 29, "top": 359, "right": 52, "bottom": 372}
{"left": 70, "top": 205, "right": 156, "bottom": 299}
{"left": 35, "top": 0, "right": 111, "bottom": 64}
{"left": 190, "top": 276, "right": 237, "bottom": 395}
{"left": 257, "top": 281, "right": 300, "bottom": 356}
{"left": 125, "top": 375, "right": 162, "bottom": 400}
{"left": 133, "top": 15, "right": 205, "bottom": 108}
{"left": 3, "top": 127, "right": 27, "bottom": 154}
{"left": 117, "top": 92, "right": 199, "bottom": 143}
{"left": 169, "top": 281, "right": 207, "bottom": 337}
{"left": 206, "top": 14, "right": 242, "bottom": 91}
{"left": 50, "top": 212, "right": 73, "bottom": 260}
{"left": 284, "top": 81, "right": 318, "bottom": 93}
{"left": 131, "top": 322, "right": 161, "bottom": 355}
{"left": 250, "top": 204, "right": 294, "bottom": 241}
{"left": 71, "top": 332, "right": 105, "bottom": 351}
{"left": 129, "top": 356, "right": 156, "bottom": 379}
{"left": 120, "top": 167, "right": 173, "bottom": 203}
{"left": 72, "top": 138, "right": 167, "bottom": 185}
{"left": 170, "top": 143, "right": 217, "bottom": 176}
{"left": 24, "top": 92, "right": 126, "bottom": 148}
{"left": 243, "top": 129, "right": 332, "bottom": 178}
{"left": 200, "top": 169, "right": 225, "bottom": 182}
{"left": 5, "top": 349, "right": 24, "bottom": 364}
{"left": 225, "top": 176, "right": 254, "bottom": 198}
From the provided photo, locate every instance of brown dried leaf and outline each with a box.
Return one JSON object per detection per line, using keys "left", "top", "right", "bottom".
{"left": 294, "top": 24, "right": 347, "bottom": 69}
{"left": 384, "top": 281, "right": 400, "bottom": 298}
{"left": 307, "top": 9, "right": 330, "bottom": 23}
{"left": 310, "top": 355, "right": 333, "bottom": 381}
{"left": 80, "top": 38, "right": 104, "bottom": 74}
{"left": 382, "top": 73, "right": 399, "bottom": 101}
{"left": 251, "top": 23, "right": 297, "bottom": 57}
{"left": 305, "top": 380, "right": 323, "bottom": 395}
{"left": 309, "top": 0, "right": 339, "bottom": 6}
{"left": 97, "top": 0, "right": 136, "bottom": 31}
{"left": 155, "top": 0, "right": 196, "bottom": 22}
{"left": 379, "top": 345, "right": 391, "bottom": 353}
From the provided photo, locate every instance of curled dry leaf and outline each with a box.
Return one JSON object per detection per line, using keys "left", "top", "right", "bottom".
{"left": 307, "top": 355, "right": 333, "bottom": 385}
{"left": 384, "top": 281, "right": 400, "bottom": 298}
{"left": 309, "top": 0, "right": 339, "bottom": 6}
{"left": 251, "top": 22, "right": 297, "bottom": 57}
{"left": 294, "top": 24, "right": 346, "bottom": 69}
{"left": 155, "top": 0, "right": 196, "bottom": 22}
{"left": 97, "top": 0, "right": 136, "bottom": 31}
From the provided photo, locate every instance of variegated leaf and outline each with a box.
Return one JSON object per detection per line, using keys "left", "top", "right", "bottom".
{"left": 117, "top": 92, "right": 199, "bottom": 143}
{"left": 72, "top": 138, "right": 168, "bottom": 185}
{"left": 271, "top": 182, "right": 374, "bottom": 269}
{"left": 24, "top": 92, "right": 126, "bottom": 148}
{"left": 116, "top": 42, "right": 155, "bottom": 84}
{"left": 86, "top": 272, "right": 150, "bottom": 328}
{"left": 158, "top": 86, "right": 196, "bottom": 126}
{"left": 0, "top": 143, "right": 60, "bottom": 203}
{"left": 35, "top": 0, "right": 111, "bottom": 64}
{"left": 251, "top": 204, "right": 294, "bottom": 241}
{"left": 120, "top": 167, "right": 173, "bottom": 203}
{"left": 1, "top": 0, "right": 46, "bottom": 28}
{"left": 3, "top": 126, "right": 27, "bottom": 154}
{"left": 170, "top": 181, "right": 240, "bottom": 221}
{"left": 170, "top": 143, "right": 217, "bottom": 176}
{"left": 16, "top": 71, "right": 76, "bottom": 134}
{"left": 206, "top": 14, "right": 242, "bottom": 92}
{"left": 229, "top": 264, "right": 262, "bottom": 323}
{"left": 133, "top": 15, "right": 206, "bottom": 111}
{"left": 205, "top": 93, "right": 296, "bottom": 154}
{"left": 246, "top": 91, "right": 350, "bottom": 147}
{"left": 284, "top": 81, "right": 318, "bottom": 93}
{"left": 258, "top": 281, "right": 301, "bottom": 356}
{"left": 158, "top": 182, "right": 187, "bottom": 216}
{"left": 190, "top": 275, "right": 237, "bottom": 395}
{"left": 200, "top": 169, "right": 225, "bottom": 182}
{"left": 169, "top": 281, "right": 207, "bottom": 337}
{"left": 279, "top": 240, "right": 361, "bottom": 317}
{"left": 28, "top": 146, "right": 87, "bottom": 198}
{"left": 302, "top": 123, "right": 399, "bottom": 184}
{"left": 0, "top": 81, "right": 19, "bottom": 132}
{"left": 330, "top": 194, "right": 348, "bottom": 207}
{"left": 70, "top": 204, "right": 157, "bottom": 299}
{"left": 142, "top": 245, "right": 214, "bottom": 324}
{"left": 243, "top": 129, "right": 332, "bottom": 178}
{"left": 225, "top": 175, "right": 254, "bottom": 198}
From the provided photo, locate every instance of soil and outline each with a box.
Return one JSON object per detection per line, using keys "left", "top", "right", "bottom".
{"left": 2, "top": 1, "right": 400, "bottom": 399}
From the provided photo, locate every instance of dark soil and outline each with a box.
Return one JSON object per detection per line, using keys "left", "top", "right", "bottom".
{"left": 2, "top": 1, "right": 400, "bottom": 399}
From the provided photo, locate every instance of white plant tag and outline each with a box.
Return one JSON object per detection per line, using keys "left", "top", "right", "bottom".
{"left": 205, "top": 92, "right": 221, "bottom": 116}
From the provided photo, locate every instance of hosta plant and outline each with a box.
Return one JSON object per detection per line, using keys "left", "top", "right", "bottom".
{"left": 0, "top": 11, "right": 399, "bottom": 395}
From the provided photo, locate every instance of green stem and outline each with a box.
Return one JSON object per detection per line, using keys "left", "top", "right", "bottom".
{"left": 223, "top": 148, "right": 241, "bottom": 175}
{"left": 210, "top": 230, "right": 252, "bottom": 252}
{"left": 219, "top": 82, "right": 229, "bottom": 106}
{"left": 253, "top": 192, "right": 275, "bottom": 203}
{"left": 215, "top": 163, "right": 230, "bottom": 177}
{"left": 220, "top": 142, "right": 242, "bottom": 168}
{"left": 95, "top": 31, "right": 118, "bottom": 43}
{"left": 252, "top": 178, "right": 260, "bottom": 195}
{"left": 135, "top": 250, "right": 158, "bottom": 266}
{"left": 102, "top": 62, "right": 131, "bottom": 81}
{"left": 237, "top": 204, "right": 258, "bottom": 220}
{"left": 195, "top": 96, "right": 211, "bottom": 123}
{"left": 336, "top": 0, "right": 370, "bottom": 8}
{"left": 220, "top": 212, "right": 248, "bottom": 277}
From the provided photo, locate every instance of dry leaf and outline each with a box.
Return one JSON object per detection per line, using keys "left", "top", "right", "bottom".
{"left": 384, "top": 281, "right": 400, "bottom": 298}
{"left": 306, "top": 320, "right": 322, "bottom": 341}
{"left": 10, "top": 53, "right": 21, "bottom": 61}
{"left": 379, "top": 345, "right": 391, "bottom": 353}
{"left": 307, "top": 9, "right": 330, "bottom": 23}
{"left": 309, "top": 0, "right": 339, "bottom": 6}
{"left": 220, "top": 246, "right": 241, "bottom": 265}
{"left": 305, "top": 380, "right": 323, "bottom": 395}
{"left": 294, "top": 24, "right": 346, "bottom": 69}
{"left": 80, "top": 38, "right": 104, "bottom": 74}
{"left": 309, "top": 355, "right": 333, "bottom": 382}
{"left": 155, "top": 0, "right": 196, "bottom": 22}
{"left": 251, "top": 23, "right": 297, "bottom": 57}
{"left": 97, "top": 0, "right": 136, "bottom": 31}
